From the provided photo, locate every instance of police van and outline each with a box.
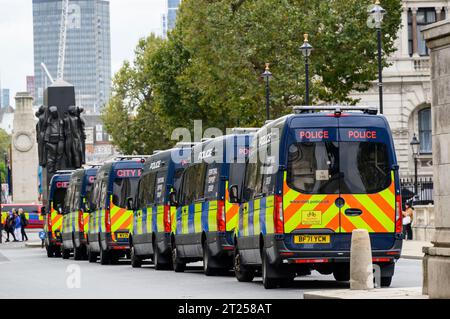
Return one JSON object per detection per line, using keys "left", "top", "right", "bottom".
{"left": 129, "top": 145, "right": 192, "bottom": 269}
{"left": 230, "top": 107, "right": 403, "bottom": 288}
{"left": 43, "top": 170, "right": 73, "bottom": 258}
{"left": 61, "top": 166, "right": 99, "bottom": 260}
{"left": 171, "top": 131, "right": 255, "bottom": 275}
{"left": 87, "top": 157, "right": 144, "bottom": 265}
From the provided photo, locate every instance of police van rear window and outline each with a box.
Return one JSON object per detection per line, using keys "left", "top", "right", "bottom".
{"left": 287, "top": 141, "right": 391, "bottom": 195}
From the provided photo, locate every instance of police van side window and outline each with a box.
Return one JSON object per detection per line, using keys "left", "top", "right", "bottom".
{"left": 182, "top": 164, "right": 206, "bottom": 205}
{"left": 72, "top": 184, "right": 81, "bottom": 211}
{"left": 143, "top": 172, "right": 156, "bottom": 207}
{"left": 99, "top": 181, "right": 108, "bottom": 209}
{"left": 229, "top": 162, "right": 246, "bottom": 198}
{"left": 64, "top": 183, "right": 73, "bottom": 213}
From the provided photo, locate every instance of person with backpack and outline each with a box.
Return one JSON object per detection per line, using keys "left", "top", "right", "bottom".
{"left": 4, "top": 210, "right": 17, "bottom": 242}
{"left": 19, "top": 209, "right": 29, "bottom": 241}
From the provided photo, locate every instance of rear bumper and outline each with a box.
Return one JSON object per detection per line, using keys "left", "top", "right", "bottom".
{"left": 207, "top": 231, "right": 235, "bottom": 258}
{"left": 265, "top": 234, "right": 403, "bottom": 265}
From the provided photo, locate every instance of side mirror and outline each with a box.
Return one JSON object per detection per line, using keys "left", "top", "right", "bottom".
{"left": 243, "top": 187, "right": 252, "bottom": 202}
{"left": 126, "top": 197, "right": 134, "bottom": 211}
{"left": 169, "top": 191, "right": 178, "bottom": 207}
{"left": 229, "top": 184, "right": 240, "bottom": 203}
{"left": 57, "top": 204, "right": 63, "bottom": 214}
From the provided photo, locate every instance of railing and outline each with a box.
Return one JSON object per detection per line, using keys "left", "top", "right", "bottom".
{"left": 413, "top": 57, "right": 430, "bottom": 72}
{"left": 401, "top": 178, "right": 434, "bottom": 206}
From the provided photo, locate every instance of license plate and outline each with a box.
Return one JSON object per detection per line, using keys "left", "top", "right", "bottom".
{"left": 116, "top": 233, "right": 129, "bottom": 239}
{"left": 294, "top": 235, "right": 330, "bottom": 244}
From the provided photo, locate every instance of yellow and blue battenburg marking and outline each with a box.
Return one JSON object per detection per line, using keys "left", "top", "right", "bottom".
{"left": 238, "top": 196, "right": 275, "bottom": 237}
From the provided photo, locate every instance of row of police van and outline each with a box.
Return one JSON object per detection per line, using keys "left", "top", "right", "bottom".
{"left": 42, "top": 107, "right": 404, "bottom": 289}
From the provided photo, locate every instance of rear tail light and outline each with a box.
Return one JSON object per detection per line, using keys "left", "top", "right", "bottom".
{"left": 294, "top": 258, "right": 329, "bottom": 264}
{"left": 395, "top": 194, "right": 402, "bottom": 233}
{"left": 163, "top": 205, "right": 171, "bottom": 233}
{"left": 78, "top": 210, "right": 84, "bottom": 231}
{"left": 217, "top": 200, "right": 226, "bottom": 232}
{"left": 105, "top": 208, "right": 111, "bottom": 233}
{"left": 47, "top": 210, "right": 52, "bottom": 232}
{"left": 274, "top": 195, "right": 284, "bottom": 234}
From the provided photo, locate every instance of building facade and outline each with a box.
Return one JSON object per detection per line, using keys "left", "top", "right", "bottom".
{"left": 350, "top": 0, "right": 448, "bottom": 180}
{"left": 32, "top": 0, "right": 111, "bottom": 114}
{"left": 26, "top": 76, "right": 36, "bottom": 102}
{"left": 1, "top": 89, "right": 10, "bottom": 108}
{"left": 162, "top": 0, "right": 181, "bottom": 38}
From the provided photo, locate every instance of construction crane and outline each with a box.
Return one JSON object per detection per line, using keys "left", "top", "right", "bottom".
{"left": 57, "top": 0, "right": 69, "bottom": 80}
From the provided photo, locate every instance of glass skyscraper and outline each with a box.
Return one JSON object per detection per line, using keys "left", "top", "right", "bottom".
{"left": 162, "top": 0, "right": 180, "bottom": 38}
{"left": 32, "top": 0, "right": 111, "bottom": 114}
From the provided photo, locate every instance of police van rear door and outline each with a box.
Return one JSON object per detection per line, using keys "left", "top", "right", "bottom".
{"left": 284, "top": 125, "right": 341, "bottom": 243}
{"left": 337, "top": 124, "right": 396, "bottom": 238}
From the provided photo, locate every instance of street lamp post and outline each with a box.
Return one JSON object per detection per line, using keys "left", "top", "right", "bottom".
{"left": 300, "top": 33, "right": 313, "bottom": 105}
{"left": 410, "top": 134, "right": 421, "bottom": 196}
{"left": 368, "top": 0, "right": 386, "bottom": 114}
{"left": 261, "top": 63, "right": 272, "bottom": 121}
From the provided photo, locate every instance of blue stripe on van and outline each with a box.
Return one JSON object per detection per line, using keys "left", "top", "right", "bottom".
{"left": 188, "top": 204, "right": 195, "bottom": 233}
{"left": 153, "top": 206, "right": 158, "bottom": 233}
{"left": 176, "top": 208, "right": 182, "bottom": 235}
{"left": 202, "top": 201, "right": 209, "bottom": 232}
{"left": 260, "top": 197, "right": 266, "bottom": 235}
{"left": 248, "top": 200, "right": 254, "bottom": 236}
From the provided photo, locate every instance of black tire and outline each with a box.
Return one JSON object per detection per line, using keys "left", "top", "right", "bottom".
{"left": 74, "top": 246, "right": 83, "bottom": 261}
{"left": 381, "top": 276, "right": 393, "bottom": 287}
{"left": 172, "top": 245, "right": 186, "bottom": 273}
{"left": 261, "top": 249, "right": 279, "bottom": 289}
{"left": 153, "top": 241, "right": 171, "bottom": 270}
{"left": 54, "top": 248, "right": 62, "bottom": 258}
{"left": 333, "top": 264, "right": 350, "bottom": 282}
{"left": 46, "top": 245, "right": 55, "bottom": 258}
{"left": 203, "top": 241, "right": 218, "bottom": 276}
{"left": 88, "top": 246, "right": 97, "bottom": 263}
{"left": 130, "top": 246, "right": 142, "bottom": 268}
{"left": 234, "top": 248, "right": 255, "bottom": 282}
{"left": 99, "top": 246, "right": 110, "bottom": 265}
{"left": 61, "top": 247, "right": 70, "bottom": 259}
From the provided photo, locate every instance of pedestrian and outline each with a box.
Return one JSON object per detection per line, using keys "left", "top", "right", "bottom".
{"left": 13, "top": 211, "right": 22, "bottom": 242}
{"left": 402, "top": 202, "right": 414, "bottom": 240}
{"left": 0, "top": 211, "right": 3, "bottom": 243}
{"left": 5, "top": 210, "right": 17, "bottom": 242}
{"left": 19, "top": 209, "right": 29, "bottom": 241}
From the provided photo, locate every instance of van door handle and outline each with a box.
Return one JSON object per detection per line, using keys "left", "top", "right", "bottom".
{"left": 345, "top": 208, "right": 362, "bottom": 216}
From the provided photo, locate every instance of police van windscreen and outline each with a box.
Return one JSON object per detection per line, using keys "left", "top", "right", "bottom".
{"left": 52, "top": 188, "right": 67, "bottom": 210}
{"left": 112, "top": 169, "right": 142, "bottom": 208}
{"left": 287, "top": 134, "right": 391, "bottom": 194}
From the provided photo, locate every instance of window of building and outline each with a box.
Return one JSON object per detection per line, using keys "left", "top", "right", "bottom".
{"left": 408, "top": 8, "right": 442, "bottom": 56}
{"left": 419, "top": 108, "right": 432, "bottom": 154}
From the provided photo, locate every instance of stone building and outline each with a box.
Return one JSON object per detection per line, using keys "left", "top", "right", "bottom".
{"left": 351, "top": 0, "right": 449, "bottom": 179}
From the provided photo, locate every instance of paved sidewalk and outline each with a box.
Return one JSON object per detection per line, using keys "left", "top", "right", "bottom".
{"left": 304, "top": 287, "right": 427, "bottom": 299}
{"left": 401, "top": 240, "right": 432, "bottom": 260}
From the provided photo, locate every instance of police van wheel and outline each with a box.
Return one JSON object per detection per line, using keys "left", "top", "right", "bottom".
{"left": 74, "top": 247, "right": 83, "bottom": 261}
{"left": 46, "top": 245, "right": 55, "bottom": 258}
{"left": 333, "top": 264, "right": 350, "bottom": 282}
{"left": 100, "top": 247, "right": 110, "bottom": 265}
{"left": 203, "top": 242, "right": 218, "bottom": 276}
{"left": 234, "top": 249, "right": 255, "bottom": 282}
{"left": 381, "top": 276, "right": 393, "bottom": 287}
{"left": 62, "top": 247, "right": 70, "bottom": 259}
{"left": 261, "top": 250, "right": 279, "bottom": 289}
{"left": 88, "top": 247, "right": 97, "bottom": 263}
{"left": 172, "top": 246, "right": 186, "bottom": 273}
{"left": 130, "top": 246, "right": 142, "bottom": 268}
{"left": 153, "top": 242, "right": 170, "bottom": 270}
{"left": 54, "top": 248, "right": 62, "bottom": 258}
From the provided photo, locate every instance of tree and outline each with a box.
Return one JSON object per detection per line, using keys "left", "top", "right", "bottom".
{"left": 104, "top": 0, "right": 402, "bottom": 154}
{"left": 101, "top": 35, "right": 171, "bottom": 154}
{"left": 0, "top": 128, "right": 10, "bottom": 184}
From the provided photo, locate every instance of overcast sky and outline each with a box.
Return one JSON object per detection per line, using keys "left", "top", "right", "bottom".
{"left": 0, "top": 0, "right": 166, "bottom": 107}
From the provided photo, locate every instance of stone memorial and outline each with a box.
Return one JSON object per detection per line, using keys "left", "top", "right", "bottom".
{"left": 422, "top": 20, "right": 450, "bottom": 299}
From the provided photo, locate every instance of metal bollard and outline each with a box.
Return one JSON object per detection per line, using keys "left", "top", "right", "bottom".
{"left": 350, "top": 229, "right": 374, "bottom": 290}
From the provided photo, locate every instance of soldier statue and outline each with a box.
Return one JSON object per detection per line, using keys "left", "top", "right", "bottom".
{"left": 44, "top": 106, "right": 65, "bottom": 175}
{"left": 63, "top": 106, "right": 85, "bottom": 168}
{"left": 35, "top": 105, "right": 48, "bottom": 167}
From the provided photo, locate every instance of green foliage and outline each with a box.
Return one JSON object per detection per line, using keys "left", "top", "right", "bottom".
{"left": 0, "top": 128, "right": 10, "bottom": 183}
{"left": 103, "top": 0, "right": 402, "bottom": 154}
